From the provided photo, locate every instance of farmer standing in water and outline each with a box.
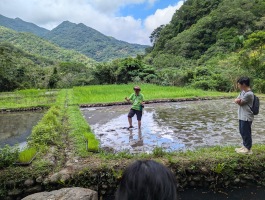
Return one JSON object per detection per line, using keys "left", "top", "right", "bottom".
{"left": 125, "top": 86, "right": 144, "bottom": 129}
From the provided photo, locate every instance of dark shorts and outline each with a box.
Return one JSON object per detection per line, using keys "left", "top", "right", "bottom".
{"left": 128, "top": 109, "right": 142, "bottom": 121}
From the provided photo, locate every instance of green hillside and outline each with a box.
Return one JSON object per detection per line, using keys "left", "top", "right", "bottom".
{"left": 151, "top": 0, "right": 265, "bottom": 59}
{"left": 145, "top": 0, "right": 265, "bottom": 92}
{"left": 0, "top": 14, "right": 49, "bottom": 37}
{"left": 0, "top": 42, "right": 53, "bottom": 91}
{"left": 0, "top": 15, "right": 148, "bottom": 62}
{"left": 0, "top": 26, "right": 95, "bottom": 65}
{"left": 44, "top": 21, "right": 148, "bottom": 62}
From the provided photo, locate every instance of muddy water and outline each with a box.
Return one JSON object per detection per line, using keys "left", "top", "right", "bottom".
{"left": 81, "top": 99, "right": 265, "bottom": 153}
{"left": 0, "top": 111, "right": 44, "bottom": 148}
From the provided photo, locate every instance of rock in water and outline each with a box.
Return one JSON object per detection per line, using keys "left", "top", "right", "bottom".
{"left": 22, "top": 187, "right": 98, "bottom": 200}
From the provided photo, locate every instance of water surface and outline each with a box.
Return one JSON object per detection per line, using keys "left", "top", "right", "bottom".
{"left": 82, "top": 99, "right": 265, "bottom": 153}
{"left": 0, "top": 111, "right": 44, "bottom": 148}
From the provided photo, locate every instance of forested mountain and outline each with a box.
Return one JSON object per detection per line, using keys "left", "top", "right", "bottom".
{"left": 43, "top": 21, "right": 148, "bottom": 62}
{"left": 0, "top": 14, "right": 49, "bottom": 37}
{"left": 0, "top": 26, "right": 95, "bottom": 65}
{"left": 0, "top": 15, "right": 148, "bottom": 62}
{"left": 144, "top": 0, "right": 265, "bottom": 92}
{"left": 150, "top": 0, "right": 265, "bottom": 59}
{"left": 0, "top": 42, "right": 54, "bottom": 91}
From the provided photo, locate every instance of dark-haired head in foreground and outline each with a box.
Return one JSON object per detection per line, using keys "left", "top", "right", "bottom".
{"left": 237, "top": 77, "right": 250, "bottom": 87}
{"left": 115, "top": 160, "right": 177, "bottom": 200}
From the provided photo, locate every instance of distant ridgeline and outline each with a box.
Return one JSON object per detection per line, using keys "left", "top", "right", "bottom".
{"left": 0, "top": 14, "right": 148, "bottom": 62}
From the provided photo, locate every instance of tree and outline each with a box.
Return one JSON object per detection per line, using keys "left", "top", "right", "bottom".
{"left": 150, "top": 25, "right": 165, "bottom": 45}
{"left": 48, "top": 67, "right": 60, "bottom": 89}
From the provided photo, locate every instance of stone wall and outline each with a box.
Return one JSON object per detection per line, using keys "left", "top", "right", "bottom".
{"left": 2, "top": 160, "right": 265, "bottom": 200}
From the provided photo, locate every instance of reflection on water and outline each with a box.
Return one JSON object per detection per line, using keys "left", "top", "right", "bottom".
{"left": 81, "top": 99, "right": 265, "bottom": 153}
{"left": 0, "top": 111, "right": 44, "bottom": 148}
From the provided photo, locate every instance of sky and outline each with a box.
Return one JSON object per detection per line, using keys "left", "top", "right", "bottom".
{"left": 0, "top": 0, "right": 184, "bottom": 45}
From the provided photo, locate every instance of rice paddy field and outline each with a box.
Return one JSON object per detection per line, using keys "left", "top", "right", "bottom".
{"left": 0, "top": 89, "right": 58, "bottom": 109}
{"left": 0, "top": 85, "right": 265, "bottom": 199}
{"left": 70, "top": 84, "right": 235, "bottom": 105}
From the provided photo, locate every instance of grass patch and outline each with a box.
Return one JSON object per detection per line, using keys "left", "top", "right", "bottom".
{"left": 27, "top": 90, "right": 67, "bottom": 150}
{"left": 71, "top": 84, "right": 235, "bottom": 105}
{"left": 67, "top": 105, "right": 99, "bottom": 156}
{"left": 0, "top": 89, "right": 58, "bottom": 109}
{"left": 17, "top": 147, "right": 37, "bottom": 163}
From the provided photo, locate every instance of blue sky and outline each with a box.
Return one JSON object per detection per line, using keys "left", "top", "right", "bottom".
{"left": 0, "top": 0, "right": 184, "bottom": 44}
{"left": 119, "top": 0, "right": 181, "bottom": 20}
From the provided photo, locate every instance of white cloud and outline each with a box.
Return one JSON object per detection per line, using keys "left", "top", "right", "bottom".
{"left": 0, "top": 0, "right": 184, "bottom": 45}
{"left": 144, "top": 1, "right": 184, "bottom": 34}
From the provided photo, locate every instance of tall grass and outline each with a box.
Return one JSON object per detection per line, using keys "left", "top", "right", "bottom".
{"left": 72, "top": 84, "right": 233, "bottom": 104}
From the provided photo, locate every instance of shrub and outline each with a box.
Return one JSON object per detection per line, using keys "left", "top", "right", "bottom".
{"left": 0, "top": 145, "right": 19, "bottom": 169}
{"left": 253, "top": 79, "right": 265, "bottom": 93}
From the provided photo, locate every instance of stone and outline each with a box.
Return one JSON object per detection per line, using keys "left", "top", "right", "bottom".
{"left": 6, "top": 180, "right": 16, "bottom": 188}
{"left": 8, "top": 188, "right": 23, "bottom": 196}
{"left": 36, "top": 176, "right": 43, "bottom": 183}
{"left": 200, "top": 166, "right": 209, "bottom": 174}
{"left": 25, "top": 185, "right": 43, "bottom": 194}
{"left": 49, "top": 173, "right": 61, "bottom": 183}
{"left": 243, "top": 174, "right": 254, "bottom": 180}
{"left": 189, "top": 181, "right": 196, "bottom": 187}
{"left": 192, "top": 176, "right": 201, "bottom": 182}
{"left": 24, "top": 179, "right": 35, "bottom": 187}
{"left": 234, "top": 178, "right": 241, "bottom": 184}
{"left": 43, "top": 178, "right": 49, "bottom": 185}
{"left": 22, "top": 187, "right": 98, "bottom": 200}
{"left": 60, "top": 174, "right": 70, "bottom": 182}
{"left": 206, "top": 176, "right": 215, "bottom": 182}
{"left": 102, "top": 185, "right": 108, "bottom": 189}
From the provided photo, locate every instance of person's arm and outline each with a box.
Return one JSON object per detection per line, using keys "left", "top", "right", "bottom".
{"left": 238, "top": 93, "right": 252, "bottom": 106}
{"left": 235, "top": 98, "right": 241, "bottom": 104}
{"left": 234, "top": 93, "right": 242, "bottom": 105}
{"left": 125, "top": 94, "right": 133, "bottom": 102}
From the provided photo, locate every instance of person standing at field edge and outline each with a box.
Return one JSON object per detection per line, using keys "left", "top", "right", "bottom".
{"left": 234, "top": 77, "right": 254, "bottom": 155}
{"left": 125, "top": 86, "right": 145, "bottom": 129}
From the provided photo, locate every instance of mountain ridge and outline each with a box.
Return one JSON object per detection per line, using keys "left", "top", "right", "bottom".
{"left": 43, "top": 21, "right": 148, "bottom": 61}
{"left": 0, "top": 26, "right": 95, "bottom": 65}
{"left": 0, "top": 15, "right": 148, "bottom": 62}
{"left": 0, "top": 14, "right": 49, "bottom": 37}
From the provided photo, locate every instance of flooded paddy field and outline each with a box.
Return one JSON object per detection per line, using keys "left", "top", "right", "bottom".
{"left": 0, "top": 111, "right": 44, "bottom": 148}
{"left": 82, "top": 99, "right": 265, "bottom": 153}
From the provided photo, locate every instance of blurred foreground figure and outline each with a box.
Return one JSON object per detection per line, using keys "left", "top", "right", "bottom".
{"left": 115, "top": 160, "right": 177, "bottom": 200}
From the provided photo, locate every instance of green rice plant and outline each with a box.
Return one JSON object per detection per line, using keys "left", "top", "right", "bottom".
{"left": 84, "top": 132, "right": 99, "bottom": 152}
{"left": 18, "top": 148, "right": 37, "bottom": 163}
{"left": 67, "top": 105, "right": 99, "bottom": 156}
{"left": 71, "top": 84, "right": 234, "bottom": 105}
{"left": 0, "top": 89, "right": 57, "bottom": 109}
